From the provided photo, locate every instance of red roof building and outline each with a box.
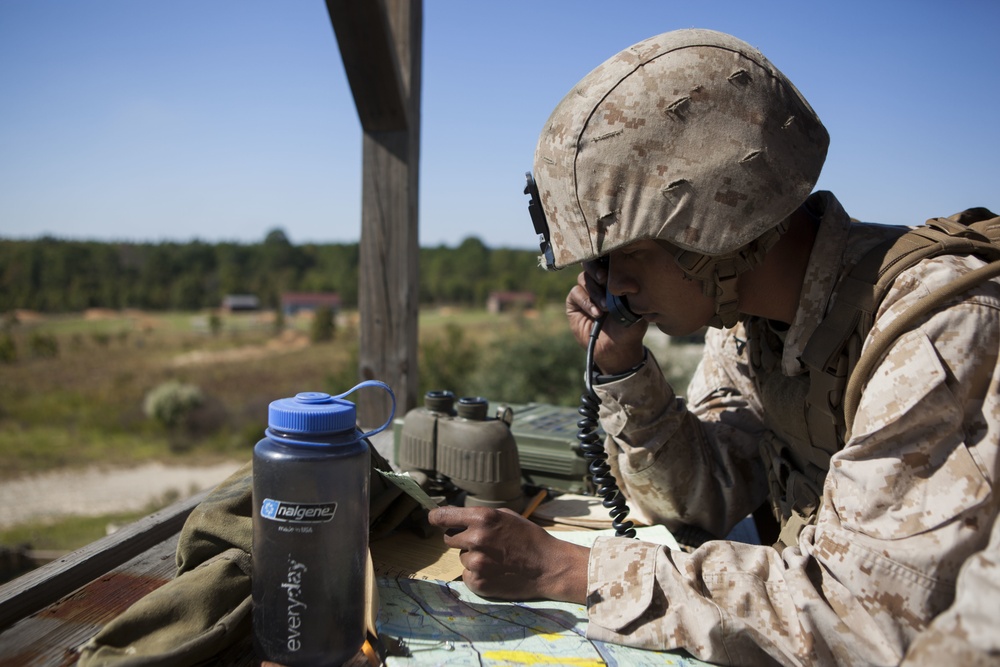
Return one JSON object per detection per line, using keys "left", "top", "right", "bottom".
{"left": 281, "top": 292, "right": 342, "bottom": 315}
{"left": 486, "top": 291, "right": 536, "bottom": 314}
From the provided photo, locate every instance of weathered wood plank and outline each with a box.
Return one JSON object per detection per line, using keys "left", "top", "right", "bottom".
{"left": 0, "top": 535, "right": 178, "bottom": 666}
{"left": 0, "top": 489, "right": 208, "bottom": 632}
{"left": 326, "top": 0, "right": 408, "bottom": 132}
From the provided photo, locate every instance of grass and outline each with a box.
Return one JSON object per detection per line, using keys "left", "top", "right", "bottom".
{"left": 0, "top": 489, "right": 183, "bottom": 584}
{"left": 0, "top": 505, "right": 170, "bottom": 553}
{"left": 0, "top": 305, "right": 699, "bottom": 477}
{"left": 0, "top": 310, "right": 353, "bottom": 479}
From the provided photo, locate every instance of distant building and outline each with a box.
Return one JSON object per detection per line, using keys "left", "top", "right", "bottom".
{"left": 221, "top": 294, "right": 260, "bottom": 312}
{"left": 281, "top": 292, "right": 342, "bottom": 316}
{"left": 486, "top": 291, "right": 536, "bottom": 314}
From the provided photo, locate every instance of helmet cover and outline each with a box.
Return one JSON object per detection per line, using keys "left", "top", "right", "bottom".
{"left": 532, "top": 28, "right": 829, "bottom": 268}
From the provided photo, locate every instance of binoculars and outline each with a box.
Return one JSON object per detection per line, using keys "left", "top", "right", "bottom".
{"left": 397, "top": 390, "right": 526, "bottom": 512}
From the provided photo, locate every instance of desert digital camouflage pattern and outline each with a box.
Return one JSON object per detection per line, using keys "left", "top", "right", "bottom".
{"left": 585, "top": 191, "right": 1000, "bottom": 665}
{"left": 901, "top": 511, "right": 1000, "bottom": 665}
{"left": 532, "top": 29, "right": 828, "bottom": 269}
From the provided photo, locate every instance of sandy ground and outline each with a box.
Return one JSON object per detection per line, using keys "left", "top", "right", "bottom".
{"left": 0, "top": 460, "right": 247, "bottom": 530}
{"left": 0, "top": 433, "right": 397, "bottom": 531}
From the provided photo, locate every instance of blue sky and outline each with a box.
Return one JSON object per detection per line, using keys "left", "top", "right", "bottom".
{"left": 1, "top": 1, "right": 998, "bottom": 249}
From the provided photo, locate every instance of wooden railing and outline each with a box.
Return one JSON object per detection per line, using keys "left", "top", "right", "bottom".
{"left": 0, "top": 490, "right": 210, "bottom": 664}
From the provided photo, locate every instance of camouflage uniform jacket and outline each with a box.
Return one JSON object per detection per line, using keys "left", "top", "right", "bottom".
{"left": 587, "top": 191, "right": 1000, "bottom": 666}
{"left": 900, "top": 510, "right": 1000, "bottom": 665}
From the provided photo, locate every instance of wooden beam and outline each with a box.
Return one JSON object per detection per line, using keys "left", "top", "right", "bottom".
{"left": 358, "top": 0, "right": 422, "bottom": 426}
{"left": 326, "top": 0, "right": 408, "bottom": 132}
{"left": 326, "top": 0, "right": 422, "bottom": 426}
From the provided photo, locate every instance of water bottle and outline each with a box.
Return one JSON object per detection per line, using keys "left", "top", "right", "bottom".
{"left": 252, "top": 382, "right": 395, "bottom": 667}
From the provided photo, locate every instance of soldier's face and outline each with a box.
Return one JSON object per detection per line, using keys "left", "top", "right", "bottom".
{"left": 606, "top": 239, "right": 714, "bottom": 336}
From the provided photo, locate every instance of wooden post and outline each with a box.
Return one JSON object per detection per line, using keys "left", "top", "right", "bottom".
{"left": 326, "top": 0, "right": 422, "bottom": 426}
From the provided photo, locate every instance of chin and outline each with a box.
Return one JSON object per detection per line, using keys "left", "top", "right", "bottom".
{"left": 655, "top": 322, "right": 678, "bottom": 336}
{"left": 656, "top": 322, "right": 700, "bottom": 337}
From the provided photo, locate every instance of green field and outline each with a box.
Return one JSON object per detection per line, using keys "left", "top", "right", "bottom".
{"left": 0, "top": 307, "right": 576, "bottom": 475}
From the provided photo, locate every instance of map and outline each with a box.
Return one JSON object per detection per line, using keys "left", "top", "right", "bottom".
{"left": 375, "top": 575, "right": 710, "bottom": 666}
{"left": 369, "top": 496, "right": 735, "bottom": 666}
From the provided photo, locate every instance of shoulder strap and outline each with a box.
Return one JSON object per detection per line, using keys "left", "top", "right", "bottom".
{"left": 844, "top": 257, "right": 1000, "bottom": 435}
{"left": 801, "top": 208, "right": 1000, "bottom": 457}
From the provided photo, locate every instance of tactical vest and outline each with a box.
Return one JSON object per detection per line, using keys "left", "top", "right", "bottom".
{"left": 750, "top": 207, "right": 1000, "bottom": 549}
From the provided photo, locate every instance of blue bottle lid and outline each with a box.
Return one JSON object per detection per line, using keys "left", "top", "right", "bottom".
{"left": 268, "top": 392, "right": 356, "bottom": 434}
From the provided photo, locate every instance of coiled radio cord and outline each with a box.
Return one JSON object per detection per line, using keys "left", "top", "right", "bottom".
{"left": 578, "top": 315, "right": 637, "bottom": 539}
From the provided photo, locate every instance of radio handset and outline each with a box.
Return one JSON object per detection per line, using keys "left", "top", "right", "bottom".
{"left": 606, "top": 292, "right": 641, "bottom": 328}
{"left": 584, "top": 282, "right": 716, "bottom": 548}
{"left": 523, "top": 173, "right": 638, "bottom": 538}
{"left": 599, "top": 254, "right": 641, "bottom": 328}
{"left": 577, "top": 278, "right": 640, "bottom": 538}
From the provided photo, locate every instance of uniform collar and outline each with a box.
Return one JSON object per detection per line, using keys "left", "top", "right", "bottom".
{"left": 781, "top": 191, "right": 853, "bottom": 376}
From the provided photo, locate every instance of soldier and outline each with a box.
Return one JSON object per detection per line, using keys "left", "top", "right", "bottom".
{"left": 429, "top": 28, "right": 1000, "bottom": 665}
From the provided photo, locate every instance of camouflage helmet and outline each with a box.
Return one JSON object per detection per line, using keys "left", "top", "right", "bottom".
{"left": 527, "top": 29, "right": 829, "bottom": 327}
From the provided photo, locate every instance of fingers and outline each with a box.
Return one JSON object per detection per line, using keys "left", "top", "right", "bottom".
{"left": 427, "top": 506, "right": 532, "bottom": 552}
{"left": 582, "top": 257, "right": 607, "bottom": 284}
{"left": 566, "top": 272, "right": 603, "bottom": 322}
{"left": 428, "top": 506, "right": 536, "bottom": 600}
{"left": 580, "top": 264, "right": 608, "bottom": 312}
{"left": 428, "top": 505, "right": 509, "bottom": 531}
{"left": 426, "top": 505, "right": 473, "bottom": 530}
{"left": 427, "top": 506, "right": 470, "bottom": 549}
{"left": 428, "top": 505, "right": 587, "bottom": 603}
{"left": 427, "top": 506, "right": 496, "bottom": 549}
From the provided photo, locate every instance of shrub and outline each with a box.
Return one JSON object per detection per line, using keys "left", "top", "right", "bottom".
{"left": 325, "top": 339, "right": 360, "bottom": 396}
{"left": 418, "top": 323, "right": 480, "bottom": 397}
{"left": 0, "top": 333, "right": 16, "bottom": 363}
{"left": 28, "top": 332, "right": 58, "bottom": 359}
{"left": 469, "top": 327, "right": 585, "bottom": 407}
{"left": 143, "top": 380, "right": 205, "bottom": 430}
{"left": 310, "top": 306, "right": 335, "bottom": 343}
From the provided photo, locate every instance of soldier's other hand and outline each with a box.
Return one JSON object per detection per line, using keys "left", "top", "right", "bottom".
{"left": 427, "top": 506, "right": 588, "bottom": 604}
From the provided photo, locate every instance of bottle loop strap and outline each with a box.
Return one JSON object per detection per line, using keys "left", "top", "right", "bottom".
{"left": 334, "top": 380, "right": 397, "bottom": 439}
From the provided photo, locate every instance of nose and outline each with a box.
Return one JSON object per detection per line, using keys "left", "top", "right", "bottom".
{"left": 605, "top": 260, "right": 639, "bottom": 299}
{"left": 603, "top": 260, "right": 642, "bottom": 326}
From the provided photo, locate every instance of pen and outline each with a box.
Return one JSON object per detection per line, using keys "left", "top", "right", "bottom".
{"left": 521, "top": 489, "right": 548, "bottom": 519}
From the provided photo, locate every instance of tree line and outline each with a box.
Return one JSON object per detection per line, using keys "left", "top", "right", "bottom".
{"left": 0, "top": 229, "right": 578, "bottom": 313}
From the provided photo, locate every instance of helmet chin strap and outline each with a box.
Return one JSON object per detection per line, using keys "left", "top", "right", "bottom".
{"left": 669, "top": 218, "right": 789, "bottom": 329}
{"left": 707, "top": 258, "right": 741, "bottom": 329}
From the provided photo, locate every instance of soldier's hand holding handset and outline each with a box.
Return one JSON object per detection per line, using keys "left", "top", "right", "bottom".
{"left": 566, "top": 256, "right": 648, "bottom": 374}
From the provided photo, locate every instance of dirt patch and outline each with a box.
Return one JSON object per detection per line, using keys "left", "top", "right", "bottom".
{"left": 83, "top": 308, "right": 120, "bottom": 320}
{"left": 171, "top": 330, "right": 309, "bottom": 367}
{"left": 11, "top": 309, "right": 45, "bottom": 323}
{"left": 0, "top": 461, "right": 245, "bottom": 529}
{"left": 0, "top": 433, "right": 396, "bottom": 532}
